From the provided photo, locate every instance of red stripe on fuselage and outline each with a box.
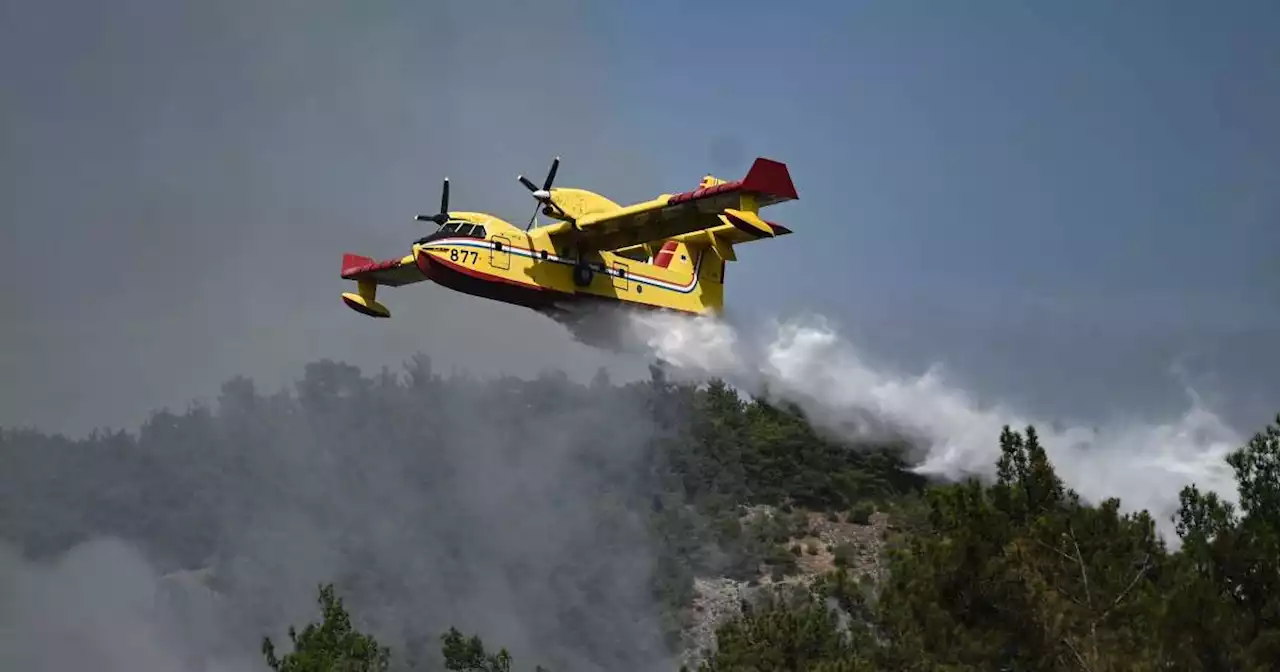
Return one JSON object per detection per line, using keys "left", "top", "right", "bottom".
{"left": 423, "top": 239, "right": 698, "bottom": 288}
{"left": 417, "top": 248, "right": 544, "bottom": 290}
{"left": 414, "top": 247, "right": 564, "bottom": 312}
{"left": 414, "top": 246, "right": 705, "bottom": 317}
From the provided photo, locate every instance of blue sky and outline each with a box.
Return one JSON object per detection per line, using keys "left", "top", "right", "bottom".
{"left": 595, "top": 0, "right": 1277, "bottom": 309}
{"left": 1, "top": 0, "right": 1276, "bottom": 434}
{"left": 588, "top": 0, "right": 1280, "bottom": 424}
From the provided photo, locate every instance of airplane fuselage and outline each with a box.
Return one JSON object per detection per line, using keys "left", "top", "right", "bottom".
{"left": 343, "top": 210, "right": 726, "bottom": 321}
{"left": 339, "top": 156, "right": 796, "bottom": 324}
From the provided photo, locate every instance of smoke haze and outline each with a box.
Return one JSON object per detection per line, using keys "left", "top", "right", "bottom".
{"left": 0, "top": 306, "right": 1252, "bottom": 671}
{"left": 0, "top": 0, "right": 651, "bottom": 437}
{"left": 0, "top": 361, "right": 679, "bottom": 671}
{"left": 3, "top": 2, "right": 1276, "bottom": 671}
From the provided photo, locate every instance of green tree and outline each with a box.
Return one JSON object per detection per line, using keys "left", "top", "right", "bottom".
{"left": 441, "top": 628, "right": 549, "bottom": 672}
{"left": 697, "top": 598, "right": 875, "bottom": 671}
{"left": 847, "top": 502, "right": 874, "bottom": 525}
{"left": 1166, "top": 413, "right": 1280, "bottom": 669}
{"left": 262, "top": 583, "right": 390, "bottom": 672}
{"left": 875, "top": 425, "right": 1170, "bottom": 671}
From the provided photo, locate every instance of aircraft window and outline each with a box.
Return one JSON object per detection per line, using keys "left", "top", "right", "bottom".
{"left": 470, "top": 226, "right": 487, "bottom": 238}
{"left": 454, "top": 224, "right": 474, "bottom": 236}
{"left": 617, "top": 249, "right": 648, "bottom": 262}
{"left": 441, "top": 222, "right": 461, "bottom": 233}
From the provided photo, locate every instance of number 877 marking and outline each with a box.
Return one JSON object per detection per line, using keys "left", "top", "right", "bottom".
{"left": 449, "top": 249, "right": 479, "bottom": 264}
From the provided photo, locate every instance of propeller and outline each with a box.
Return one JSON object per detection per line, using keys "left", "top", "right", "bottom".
{"left": 414, "top": 177, "right": 451, "bottom": 226}
{"left": 518, "top": 157, "right": 562, "bottom": 230}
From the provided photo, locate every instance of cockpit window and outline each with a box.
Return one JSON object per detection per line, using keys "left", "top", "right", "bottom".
{"left": 415, "top": 220, "right": 487, "bottom": 246}
{"left": 449, "top": 223, "right": 487, "bottom": 238}
{"left": 440, "top": 221, "right": 486, "bottom": 238}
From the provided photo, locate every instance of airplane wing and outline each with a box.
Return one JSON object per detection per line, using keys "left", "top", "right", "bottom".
{"left": 611, "top": 218, "right": 792, "bottom": 262}
{"left": 544, "top": 157, "right": 798, "bottom": 252}
{"left": 340, "top": 253, "right": 425, "bottom": 286}
{"left": 339, "top": 253, "right": 426, "bottom": 318}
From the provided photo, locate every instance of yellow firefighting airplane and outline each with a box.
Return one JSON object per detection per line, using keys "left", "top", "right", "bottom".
{"left": 339, "top": 156, "right": 797, "bottom": 323}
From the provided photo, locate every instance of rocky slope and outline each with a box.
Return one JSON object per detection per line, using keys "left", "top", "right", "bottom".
{"left": 678, "top": 505, "right": 891, "bottom": 669}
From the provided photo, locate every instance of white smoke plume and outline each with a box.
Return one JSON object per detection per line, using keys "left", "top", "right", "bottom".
{"left": 624, "top": 310, "right": 1243, "bottom": 543}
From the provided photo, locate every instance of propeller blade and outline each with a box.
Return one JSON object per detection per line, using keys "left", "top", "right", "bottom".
{"left": 542, "top": 157, "right": 559, "bottom": 191}
{"left": 520, "top": 156, "right": 566, "bottom": 231}
{"left": 415, "top": 177, "right": 451, "bottom": 226}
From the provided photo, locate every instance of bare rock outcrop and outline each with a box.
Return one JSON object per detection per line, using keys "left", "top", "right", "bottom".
{"left": 678, "top": 505, "right": 891, "bottom": 668}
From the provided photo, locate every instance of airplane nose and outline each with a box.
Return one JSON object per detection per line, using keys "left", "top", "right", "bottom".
{"left": 413, "top": 248, "right": 435, "bottom": 279}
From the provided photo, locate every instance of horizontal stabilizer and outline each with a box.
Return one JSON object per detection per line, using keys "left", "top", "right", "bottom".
{"left": 721, "top": 209, "right": 774, "bottom": 238}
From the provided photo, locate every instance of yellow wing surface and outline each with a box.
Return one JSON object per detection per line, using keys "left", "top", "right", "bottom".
{"left": 539, "top": 157, "right": 798, "bottom": 253}
{"left": 339, "top": 253, "right": 424, "bottom": 317}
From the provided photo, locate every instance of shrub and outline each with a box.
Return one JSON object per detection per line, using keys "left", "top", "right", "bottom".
{"left": 847, "top": 502, "right": 875, "bottom": 525}
{"left": 832, "top": 543, "right": 857, "bottom": 568}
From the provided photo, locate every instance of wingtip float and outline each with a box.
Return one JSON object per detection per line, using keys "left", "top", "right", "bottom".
{"left": 337, "top": 155, "right": 798, "bottom": 325}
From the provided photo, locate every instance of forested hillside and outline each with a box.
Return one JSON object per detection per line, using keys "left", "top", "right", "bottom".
{"left": 2, "top": 356, "right": 1275, "bottom": 670}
